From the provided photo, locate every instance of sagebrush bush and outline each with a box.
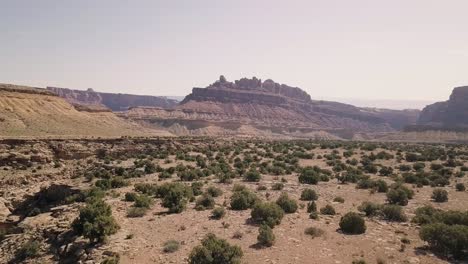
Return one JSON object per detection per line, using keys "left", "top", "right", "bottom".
{"left": 230, "top": 188, "right": 258, "bottom": 210}
{"left": 195, "top": 194, "right": 215, "bottom": 211}
{"left": 358, "top": 201, "right": 382, "bottom": 217}
{"left": 431, "top": 188, "right": 448, "bottom": 203}
{"left": 339, "top": 212, "right": 366, "bottom": 234}
{"left": 456, "top": 183, "right": 466, "bottom": 191}
{"left": 127, "top": 207, "right": 147, "bottom": 218}
{"left": 420, "top": 223, "right": 468, "bottom": 259}
{"left": 15, "top": 240, "right": 40, "bottom": 261}
{"left": 333, "top": 196, "right": 345, "bottom": 203}
{"left": 381, "top": 205, "right": 407, "bottom": 222}
{"left": 163, "top": 240, "right": 180, "bottom": 253}
{"left": 304, "top": 227, "right": 324, "bottom": 238}
{"left": 206, "top": 186, "right": 223, "bottom": 197}
{"left": 387, "top": 184, "right": 414, "bottom": 206}
{"left": 307, "top": 201, "right": 317, "bottom": 213}
{"left": 133, "top": 194, "right": 152, "bottom": 208}
{"left": 211, "top": 207, "right": 226, "bottom": 219}
{"left": 257, "top": 224, "right": 275, "bottom": 247}
{"left": 72, "top": 199, "right": 120, "bottom": 243}
{"left": 188, "top": 234, "right": 243, "bottom": 264}
{"left": 251, "top": 202, "right": 284, "bottom": 228}
{"left": 244, "top": 170, "right": 261, "bottom": 182}
{"left": 320, "top": 204, "right": 336, "bottom": 215}
{"left": 275, "top": 193, "right": 298, "bottom": 213}
{"left": 300, "top": 188, "right": 318, "bottom": 201}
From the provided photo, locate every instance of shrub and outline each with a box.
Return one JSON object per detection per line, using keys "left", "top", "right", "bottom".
{"left": 127, "top": 207, "right": 147, "bottom": 218}
{"left": 431, "top": 188, "right": 448, "bottom": 203}
{"left": 257, "top": 224, "right": 275, "bottom": 247}
{"left": 387, "top": 185, "right": 414, "bottom": 206}
{"left": 358, "top": 201, "right": 382, "bottom": 217}
{"left": 163, "top": 240, "right": 180, "bottom": 253}
{"left": 211, "top": 207, "right": 226, "bottom": 219}
{"left": 244, "top": 170, "right": 261, "bottom": 182}
{"left": 72, "top": 199, "right": 120, "bottom": 243}
{"left": 339, "top": 212, "right": 366, "bottom": 234}
{"left": 374, "top": 180, "right": 388, "bottom": 193}
{"left": 420, "top": 223, "right": 468, "bottom": 259}
{"left": 309, "top": 211, "right": 319, "bottom": 220}
{"left": 15, "top": 240, "right": 40, "bottom": 261}
{"left": 101, "top": 256, "right": 120, "bottom": 264}
{"left": 161, "top": 184, "right": 191, "bottom": 213}
{"left": 188, "top": 234, "right": 243, "bottom": 264}
{"left": 124, "top": 192, "right": 138, "bottom": 202}
{"left": 251, "top": 202, "right": 284, "bottom": 228}
{"left": 307, "top": 201, "right": 317, "bottom": 213}
{"left": 304, "top": 227, "right": 324, "bottom": 238}
{"left": 271, "top": 182, "right": 284, "bottom": 191}
{"left": 206, "top": 186, "right": 223, "bottom": 197}
{"left": 298, "top": 168, "right": 320, "bottom": 184}
{"left": 320, "top": 204, "right": 336, "bottom": 215}
{"left": 300, "top": 188, "right": 318, "bottom": 201}
{"left": 195, "top": 194, "right": 215, "bottom": 211}
{"left": 333, "top": 196, "right": 345, "bottom": 203}
{"left": 191, "top": 182, "right": 204, "bottom": 196}
{"left": 381, "top": 205, "right": 407, "bottom": 222}
{"left": 134, "top": 194, "right": 152, "bottom": 208}
{"left": 456, "top": 183, "right": 466, "bottom": 192}
{"left": 275, "top": 193, "right": 298, "bottom": 213}
{"left": 134, "top": 183, "right": 158, "bottom": 195}
{"left": 230, "top": 189, "right": 258, "bottom": 210}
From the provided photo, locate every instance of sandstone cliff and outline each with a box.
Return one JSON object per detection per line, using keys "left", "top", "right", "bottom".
{"left": 416, "top": 86, "right": 468, "bottom": 131}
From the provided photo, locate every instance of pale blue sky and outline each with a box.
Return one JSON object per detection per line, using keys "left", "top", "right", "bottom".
{"left": 1, "top": 0, "right": 467, "bottom": 104}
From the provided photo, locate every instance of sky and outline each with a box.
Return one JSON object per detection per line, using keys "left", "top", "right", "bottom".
{"left": 1, "top": 0, "right": 467, "bottom": 108}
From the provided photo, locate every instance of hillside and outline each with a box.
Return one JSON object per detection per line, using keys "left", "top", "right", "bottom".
{"left": 0, "top": 84, "right": 172, "bottom": 138}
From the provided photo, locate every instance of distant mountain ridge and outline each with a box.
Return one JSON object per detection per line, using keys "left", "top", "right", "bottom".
{"left": 123, "top": 76, "right": 420, "bottom": 138}
{"left": 47, "top": 86, "right": 179, "bottom": 111}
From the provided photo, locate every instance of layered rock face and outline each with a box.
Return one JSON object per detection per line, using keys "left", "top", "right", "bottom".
{"left": 126, "top": 76, "right": 420, "bottom": 138}
{"left": 416, "top": 86, "right": 468, "bottom": 131}
{"left": 47, "top": 87, "right": 179, "bottom": 111}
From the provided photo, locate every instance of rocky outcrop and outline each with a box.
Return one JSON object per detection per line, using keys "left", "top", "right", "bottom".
{"left": 47, "top": 87, "right": 179, "bottom": 111}
{"left": 125, "top": 76, "right": 420, "bottom": 138}
{"left": 416, "top": 86, "right": 468, "bottom": 131}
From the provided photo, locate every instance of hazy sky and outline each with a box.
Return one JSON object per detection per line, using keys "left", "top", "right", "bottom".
{"left": 1, "top": 0, "right": 467, "bottom": 104}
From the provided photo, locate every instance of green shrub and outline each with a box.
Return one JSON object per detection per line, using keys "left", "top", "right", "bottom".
{"left": 195, "top": 194, "right": 215, "bottom": 211}
{"left": 420, "top": 223, "right": 468, "bottom": 259}
{"left": 431, "top": 188, "right": 448, "bottom": 203}
{"left": 358, "top": 201, "right": 382, "bottom": 217}
{"left": 275, "top": 193, "right": 298, "bottom": 213}
{"left": 161, "top": 183, "right": 191, "bottom": 214}
{"left": 244, "top": 170, "right": 261, "bottom": 182}
{"left": 230, "top": 188, "right": 258, "bottom": 210}
{"left": 300, "top": 188, "right": 318, "bottom": 201}
{"left": 456, "top": 183, "right": 466, "bottom": 192}
{"left": 206, "top": 186, "right": 223, "bottom": 197}
{"left": 298, "top": 168, "right": 320, "bottom": 184}
{"left": 15, "top": 240, "right": 40, "bottom": 261}
{"left": 333, "top": 196, "right": 345, "bottom": 203}
{"left": 124, "top": 192, "right": 138, "bottom": 202}
{"left": 251, "top": 202, "right": 284, "bottom": 228}
{"left": 72, "top": 199, "right": 120, "bottom": 243}
{"left": 386, "top": 184, "right": 414, "bottom": 206}
{"left": 101, "top": 255, "right": 120, "bottom": 264}
{"left": 381, "top": 205, "right": 407, "bottom": 222}
{"left": 134, "top": 194, "right": 152, "bottom": 208}
{"left": 339, "top": 212, "right": 366, "bottom": 234}
{"left": 304, "top": 227, "right": 324, "bottom": 238}
{"left": 127, "top": 207, "right": 147, "bottom": 218}
{"left": 320, "top": 204, "right": 336, "bottom": 215}
{"left": 163, "top": 240, "right": 180, "bottom": 253}
{"left": 191, "top": 182, "right": 204, "bottom": 196}
{"left": 271, "top": 182, "right": 284, "bottom": 191}
{"left": 307, "top": 201, "right": 317, "bottom": 213}
{"left": 188, "top": 234, "right": 243, "bottom": 264}
{"left": 257, "top": 224, "right": 275, "bottom": 247}
{"left": 211, "top": 207, "right": 226, "bottom": 219}
{"left": 134, "top": 183, "right": 158, "bottom": 195}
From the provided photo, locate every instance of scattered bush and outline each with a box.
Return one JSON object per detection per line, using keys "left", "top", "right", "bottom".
{"left": 307, "top": 201, "right": 317, "bottom": 213}
{"left": 251, "top": 202, "right": 284, "bottom": 228}
{"left": 339, "top": 212, "right": 366, "bottom": 234}
{"left": 15, "top": 240, "right": 40, "bottom": 261}
{"left": 456, "top": 183, "right": 466, "bottom": 191}
{"left": 271, "top": 182, "right": 284, "bottom": 191}
{"left": 381, "top": 205, "right": 407, "bottom": 222}
{"left": 387, "top": 184, "right": 414, "bottom": 206}
{"left": 358, "top": 201, "right": 382, "bottom": 217}
{"left": 333, "top": 196, "right": 345, "bottom": 203}
{"left": 320, "top": 204, "right": 336, "bottom": 215}
{"left": 195, "top": 194, "right": 215, "bottom": 211}
{"left": 206, "top": 186, "right": 223, "bottom": 197}
{"left": 300, "top": 188, "right": 318, "bottom": 201}
{"left": 127, "top": 207, "right": 148, "bottom": 218}
{"left": 420, "top": 223, "right": 468, "bottom": 259}
{"left": 188, "top": 234, "right": 243, "bottom": 264}
{"left": 257, "top": 224, "right": 275, "bottom": 247}
{"left": 304, "top": 227, "right": 324, "bottom": 238}
{"left": 431, "top": 188, "right": 448, "bottom": 203}
{"left": 230, "top": 188, "right": 258, "bottom": 210}
{"left": 163, "top": 240, "right": 180, "bottom": 253}
{"left": 211, "top": 207, "right": 226, "bottom": 219}
{"left": 244, "top": 170, "right": 261, "bottom": 182}
{"left": 275, "top": 193, "right": 298, "bottom": 213}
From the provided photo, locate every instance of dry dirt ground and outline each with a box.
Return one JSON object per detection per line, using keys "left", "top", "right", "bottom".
{"left": 0, "top": 138, "right": 467, "bottom": 264}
